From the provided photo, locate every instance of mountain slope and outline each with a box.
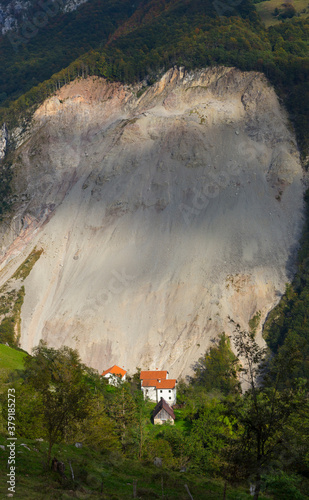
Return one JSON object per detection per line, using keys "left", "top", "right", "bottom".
{"left": 0, "top": 0, "right": 137, "bottom": 106}
{"left": 0, "top": 67, "right": 304, "bottom": 376}
{"left": 0, "top": 0, "right": 92, "bottom": 35}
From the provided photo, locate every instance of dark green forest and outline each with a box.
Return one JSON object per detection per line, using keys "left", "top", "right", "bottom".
{"left": 0, "top": 0, "right": 136, "bottom": 104}
{"left": 264, "top": 190, "right": 309, "bottom": 385}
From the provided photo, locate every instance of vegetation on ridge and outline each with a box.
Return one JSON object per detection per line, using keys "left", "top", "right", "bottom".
{"left": 0, "top": 248, "right": 43, "bottom": 346}
{"left": 264, "top": 189, "right": 309, "bottom": 385}
{"left": 0, "top": 0, "right": 136, "bottom": 107}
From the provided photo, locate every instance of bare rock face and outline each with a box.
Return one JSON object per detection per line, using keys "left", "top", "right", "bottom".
{"left": 0, "top": 0, "right": 90, "bottom": 34}
{"left": 0, "top": 67, "right": 305, "bottom": 377}
{"left": 0, "top": 123, "right": 8, "bottom": 159}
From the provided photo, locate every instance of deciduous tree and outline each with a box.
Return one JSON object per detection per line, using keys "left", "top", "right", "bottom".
{"left": 23, "top": 341, "right": 93, "bottom": 465}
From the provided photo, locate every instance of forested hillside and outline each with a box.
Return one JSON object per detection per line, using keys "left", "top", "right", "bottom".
{"left": 264, "top": 190, "right": 309, "bottom": 384}
{"left": 0, "top": 0, "right": 137, "bottom": 105}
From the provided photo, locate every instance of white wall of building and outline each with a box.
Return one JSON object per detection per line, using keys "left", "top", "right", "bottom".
{"left": 156, "top": 387, "right": 176, "bottom": 405}
{"left": 103, "top": 373, "right": 126, "bottom": 386}
{"left": 142, "top": 386, "right": 157, "bottom": 402}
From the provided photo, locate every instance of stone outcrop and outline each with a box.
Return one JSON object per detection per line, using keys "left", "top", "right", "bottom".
{"left": 0, "top": 0, "right": 90, "bottom": 34}
{"left": 0, "top": 123, "right": 8, "bottom": 160}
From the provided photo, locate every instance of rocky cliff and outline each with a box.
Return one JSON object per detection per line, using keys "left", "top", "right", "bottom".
{"left": 0, "top": 67, "right": 305, "bottom": 377}
{"left": 0, "top": 0, "right": 89, "bottom": 34}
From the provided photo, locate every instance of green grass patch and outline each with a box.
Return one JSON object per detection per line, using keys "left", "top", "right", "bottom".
{"left": 0, "top": 344, "right": 27, "bottom": 433}
{"left": 173, "top": 409, "right": 192, "bottom": 433}
{"left": 249, "top": 310, "right": 261, "bottom": 335}
{"left": 0, "top": 344, "right": 26, "bottom": 385}
{"left": 12, "top": 248, "right": 43, "bottom": 281}
{"left": 0, "top": 286, "right": 25, "bottom": 346}
{"left": 256, "top": 0, "right": 309, "bottom": 27}
{"left": 0, "top": 436, "right": 269, "bottom": 499}
{"left": 0, "top": 247, "right": 43, "bottom": 347}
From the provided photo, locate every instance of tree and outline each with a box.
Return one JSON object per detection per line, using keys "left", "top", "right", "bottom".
{"left": 106, "top": 382, "right": 137, "bottom": 451}
{"left": 188, "top": 398, "right": 234, "bottom": 474}
{"left": 132, "top": 389, "right": 150, "bottom": 460}
{"left": 190, "top": 333, "right": 241, "bottom": 396}
{"left": 14, "top": 384, "right": 45, "bottom": 439}
{"left": 225, "top": 320, "right": 307, "bottom": 500}
{"left": 23, "top": 341, "right": 94, "bottom": 466}
{"left": 69, "top": 392, "right": 121, "bottom": 453}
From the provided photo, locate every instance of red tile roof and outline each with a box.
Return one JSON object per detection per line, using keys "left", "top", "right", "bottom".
{"left": 140, "top": 370, "right": 168, "bottom": 380}
{"left": 142, "top": 379, "right": 176, "bottom": 389}
{"left": 156, "top": 379, "right": 176, "bottom": 389}
{"left": 101, "top": 365, "right": 127, "bottom": 378}
{"left": 142, "top": 379, "right": 159, "bottom": 387}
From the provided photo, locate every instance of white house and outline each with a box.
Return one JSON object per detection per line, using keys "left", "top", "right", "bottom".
{"left": 140, "top": 370, "right": 177, "bottom": 405}
{"left": 101, "top": 365, "right": 127, "bottom": 385}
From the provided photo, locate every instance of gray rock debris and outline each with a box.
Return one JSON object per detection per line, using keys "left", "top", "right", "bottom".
{"left": 0, "top": 123, "right": 8, "bottom": 160}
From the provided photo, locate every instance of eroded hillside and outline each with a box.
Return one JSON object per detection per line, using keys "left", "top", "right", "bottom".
{"left": 0, "top": 67, "right": 304, "bottom": 376}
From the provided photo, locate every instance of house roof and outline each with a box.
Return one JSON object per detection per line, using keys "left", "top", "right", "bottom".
{"left": 101, "top": 365, "right": 127, "bottom": 377}
{"left": 153, "top": 398, "right": 175, "bottom": 420}
{"left": 140, "top": 370, "right": 168, "bottom": 380}
{"left": 156, "top": 379, "right": 176, "bottom": 389}
{"left": 142, "top": 378, "right": 176, "bottom": 389}
{"left": 142, "top": 379, "right": 159, "bottom": 387}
